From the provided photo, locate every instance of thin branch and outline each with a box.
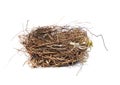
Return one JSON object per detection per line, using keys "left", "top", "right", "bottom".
{"left": 83, "top": 27, "right": 108, "bottom": 51}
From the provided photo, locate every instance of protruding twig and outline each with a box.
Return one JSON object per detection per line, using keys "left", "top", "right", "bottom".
{"left": 83, "top": 27, "right": 108, "bottom": 51}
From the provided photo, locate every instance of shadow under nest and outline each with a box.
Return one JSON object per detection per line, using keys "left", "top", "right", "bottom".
{"left": 20, "top": 25, "right": 92, "bottom": 68}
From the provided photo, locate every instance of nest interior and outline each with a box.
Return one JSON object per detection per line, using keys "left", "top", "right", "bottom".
{"left": 20, "top": 25, "right": 91, "bottom": 68}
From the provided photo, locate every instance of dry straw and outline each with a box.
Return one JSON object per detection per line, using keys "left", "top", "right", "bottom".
{"left": 19, "top": 25, "right": 93, "bottom": 68}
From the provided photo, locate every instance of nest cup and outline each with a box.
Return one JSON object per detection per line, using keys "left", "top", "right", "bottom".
{"left": 20, "top": 25, "right": 91, "bottom": 68}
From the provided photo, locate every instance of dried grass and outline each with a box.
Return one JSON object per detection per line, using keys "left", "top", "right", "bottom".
{"left": 19, "top": 25, "right": 92, "bottom": 68}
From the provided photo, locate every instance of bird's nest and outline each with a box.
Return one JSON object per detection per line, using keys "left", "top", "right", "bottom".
{"left": 19, "top": 25, "right": 92, "bottom": 68}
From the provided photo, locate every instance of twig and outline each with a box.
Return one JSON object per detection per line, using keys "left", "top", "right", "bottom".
{"left": 76, "top": 63, "right": 83, "bottom": 76}
{"left": 83, "top": 27, "right": 108, "bottom": 51}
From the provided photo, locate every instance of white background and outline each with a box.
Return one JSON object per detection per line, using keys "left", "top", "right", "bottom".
{"left": 0, "top": 0, "right": 120, "bottom": 85}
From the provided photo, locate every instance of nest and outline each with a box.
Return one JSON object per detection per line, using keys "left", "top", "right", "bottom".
{"left": 20, "top": 25, "right": 92, "bottom": 68}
